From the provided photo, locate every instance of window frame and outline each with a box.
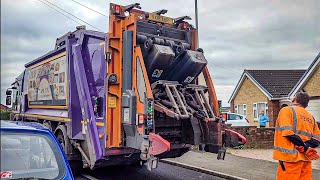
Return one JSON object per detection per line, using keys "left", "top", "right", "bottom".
{"left": 253, "top": 102, "right": 268, "bottom": 121}
{"left": 235, "top": 104, "right": 246, "bottom": 116}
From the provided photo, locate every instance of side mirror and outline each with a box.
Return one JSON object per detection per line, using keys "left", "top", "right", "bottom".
{"left": 6, "top": 96, "right": 11, "bottom": 106}
{"left": 6, "top": 90, "right": 12, "bottom": 95}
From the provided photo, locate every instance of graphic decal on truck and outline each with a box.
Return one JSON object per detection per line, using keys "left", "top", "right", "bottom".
{"left": 28, "top": 54, "right": 67, "bottom": 107}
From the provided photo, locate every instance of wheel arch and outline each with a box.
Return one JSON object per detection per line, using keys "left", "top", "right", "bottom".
{"left": 55, "top": 123, "right": 82, "bottom": 161}
{"left": 55, "top": 124, "right": 72, "bottom": 155}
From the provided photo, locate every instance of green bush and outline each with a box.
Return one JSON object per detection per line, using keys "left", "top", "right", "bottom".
{"left": 0, "top": 110, "right": 10, "bottom": 120}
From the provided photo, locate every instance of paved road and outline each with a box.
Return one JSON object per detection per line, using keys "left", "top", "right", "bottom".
{"left": 168, "top": 151, "right": 320, "bottom": 180}
{"left": 76, "top": 162, "right": 227, "bottom": 180}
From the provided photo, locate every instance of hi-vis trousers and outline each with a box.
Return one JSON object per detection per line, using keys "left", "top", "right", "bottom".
{"left": 276, "top": 161, "right": 312, "bottom": 180}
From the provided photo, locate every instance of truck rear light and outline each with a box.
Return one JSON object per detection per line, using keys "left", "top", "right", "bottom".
{"left": 138, "top": 114, "right": 145, "bottom": 124}
{"left": 183, "top": 22, "right": 189, "bottom": 29}
{"left": 115, "top": 5, "right": 121, "bottom": 14}
{"left": 137, "top": 114, "right": 145, "bottom": 134}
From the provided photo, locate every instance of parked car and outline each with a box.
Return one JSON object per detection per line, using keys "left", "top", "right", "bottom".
{"left": 0, "top": 121, "right": 74, "bottom": 180}
{"left": 221, "top": 113, "right": 250, "bottom": 127}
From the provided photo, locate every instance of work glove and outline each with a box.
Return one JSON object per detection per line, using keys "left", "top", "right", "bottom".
{"left": 305, "top": 148, "right": 319, "bottom": 160}
{"left": 294, "top": 145, "right": 305, "bottom": 153}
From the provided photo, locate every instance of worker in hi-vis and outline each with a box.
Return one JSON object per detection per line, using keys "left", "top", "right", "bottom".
{"left": 273, "top": 92, "right": 320, "bottom": 180}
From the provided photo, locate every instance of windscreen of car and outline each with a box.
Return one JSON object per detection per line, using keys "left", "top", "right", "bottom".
{"left": 0, "top": 131, "right": 66, "bottom": 179}
{"left": 228, "top": 114, "right": 243, "bottom": 120}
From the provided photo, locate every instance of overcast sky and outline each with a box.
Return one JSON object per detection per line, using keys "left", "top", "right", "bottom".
{"left": 1, "top": 0, "right": 319, "bottom": 106}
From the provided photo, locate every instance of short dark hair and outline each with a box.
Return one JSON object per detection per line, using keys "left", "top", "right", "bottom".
{"left": 295, "top": 92, "right": 310, "bottom": 108}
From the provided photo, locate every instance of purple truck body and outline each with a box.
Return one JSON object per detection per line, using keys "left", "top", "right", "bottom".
{"left": 9, "top": 29, "right": 109, "bottom": 168}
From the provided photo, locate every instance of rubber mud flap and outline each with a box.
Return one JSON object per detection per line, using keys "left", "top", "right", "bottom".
{"left": 225, "top": 129, "right": 247, "bottom": 147}
{"left": 148, "top": 132, "right": 171, "bottom": 155}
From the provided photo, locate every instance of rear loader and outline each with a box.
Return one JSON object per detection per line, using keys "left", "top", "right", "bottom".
{"left": 5, "top": 3, "right": 245, "bottom": 172}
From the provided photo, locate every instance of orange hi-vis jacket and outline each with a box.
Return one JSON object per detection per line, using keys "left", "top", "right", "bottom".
{"left": 273, "top": 106, "right": 320, "bottom": 162}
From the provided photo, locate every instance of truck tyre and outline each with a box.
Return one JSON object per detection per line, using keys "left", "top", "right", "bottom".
{"left": 9, "top": 113, "right": 14, "bottom": 121}
{"left": 10, "top": 113, "right": 18, "bottom": 121}
{"left": 56, "top": 128, "right": 83, "bottom": 175}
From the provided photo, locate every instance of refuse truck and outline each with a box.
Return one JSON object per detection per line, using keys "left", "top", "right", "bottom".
{"left": 5, "top": 3, "right": 246, "bottom": 172}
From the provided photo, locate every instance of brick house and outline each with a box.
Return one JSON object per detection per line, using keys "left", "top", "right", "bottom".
{"left": 228, "top": 69, "right": 305, "bottom": 127}
{"left": 289, "top": 53, "right": 320, "bottom": 122}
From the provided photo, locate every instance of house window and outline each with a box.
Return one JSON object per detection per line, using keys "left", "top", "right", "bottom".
{"left": 265, "top": 104, "right": 268, "bottom": 116}
{"left": 234, "top": 105, "right": 238, "bottom": 113}
{"left": 236, "top": 104, "right": 247, "bottom": 116}
{"left": 253, "top": 102, "right": 268, "bottom": 121}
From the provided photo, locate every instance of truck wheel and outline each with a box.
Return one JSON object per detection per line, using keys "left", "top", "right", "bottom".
{"left": 57, "top": 131, "right": 83, "bottom": 175}
{"left": 9, "top": 113, "right": 14, "bottom": 121}
{"left": 57, "top": 131, "right": 67, "bottom": 155}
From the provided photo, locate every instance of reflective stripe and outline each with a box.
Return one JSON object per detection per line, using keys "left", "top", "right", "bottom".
{"left": 275, "top": 126, "right": 294, "bottom": 131}
{"left": 274, "top": 146, "right": 298, "bottom": 154}
{"left": 296, "top": 130, "right": 313, "bottom": 138}
{"left": 289, "top": 106, "right": 297, "bottom": 132}
{"left": 289, "top": 107, "right": 316, "bottom": 138}
{"left": 314, "top": 134, "right": 320, "bottom": 139}
{"left": 275, "top": 126, "right": 312, "bottom": 137}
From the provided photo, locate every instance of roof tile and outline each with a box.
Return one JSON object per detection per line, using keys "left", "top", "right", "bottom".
{"left": 246, "top": 70, "right": 306, "bottom": 98}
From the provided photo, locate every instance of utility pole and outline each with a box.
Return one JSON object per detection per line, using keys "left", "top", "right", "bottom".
{"left": 195, "top": 0, "right": 204, "bottom": 151}
{"left": 195, "top": 0, "right": 199, "bottom": 47}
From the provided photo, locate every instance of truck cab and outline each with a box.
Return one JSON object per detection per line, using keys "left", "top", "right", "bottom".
{"left": 6, "top": 72, "right": 24, "bottom": 115}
